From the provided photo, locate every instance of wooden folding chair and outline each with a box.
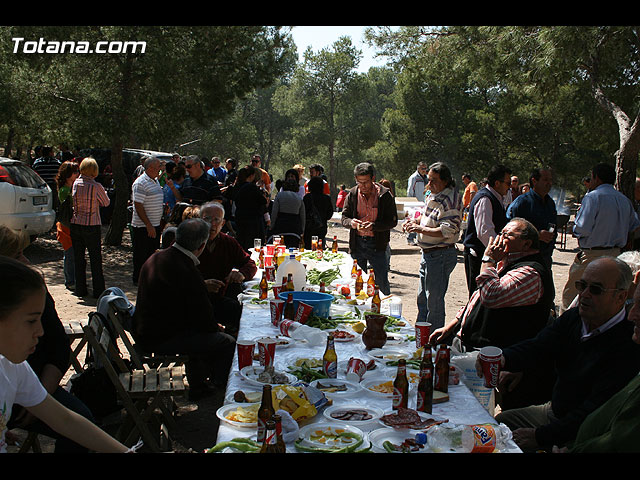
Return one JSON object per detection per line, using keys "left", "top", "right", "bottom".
{"left": 64, "top": 319, "right": 88, "bottom": 375}
{"left": 82, "top": 313, "right": 189, "bottom": 452}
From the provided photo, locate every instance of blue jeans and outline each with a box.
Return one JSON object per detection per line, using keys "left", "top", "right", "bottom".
{"left": 352, "top": 236, "right": 391, "bottom": 295}
{"left": 416, "top": 246, "right": 458, "bottom": 331}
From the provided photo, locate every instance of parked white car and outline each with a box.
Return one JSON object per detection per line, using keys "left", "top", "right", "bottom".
{"left": 0, "top": 157, "right": 56, "bottom": 237}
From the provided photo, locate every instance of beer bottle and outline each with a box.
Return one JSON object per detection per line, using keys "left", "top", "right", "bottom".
{"left": 371, "top": 286, "right": 381, "bottom": 313}
{"left": 316, "top": 239, "right": 324, "bottom": 259}
{"left": 351, "top": 259, "right": 358, "bottom": 279}
{"left": 258, "top": 247, "right": 264, "bottom": 269}
{"left": 417, "top": 347, "right": 434, "bottom": 413}
{"left": 273, "top": 414, "right": 287, "bottom": 453}
{"left": 367, "top": 268, "right": 376, "bottom": 297}
{"left": 434, "top": 344, "right": 450, "bottom": 393}
{"left": 355, "top": 269, "right": 364, "bottom": 295}
{"left": 257, "top": 384, "right": 275, "bottom": 444}
{"left": 286, "top": 273, "right": 295, "bottom": 292}
{"left": 392, "top": 359, "right": 409, "bottom": 410}
{"left": 331, "top": 235, "right": 338, "bottom": 253}
{"left": 260, "top": 419, "right": 280, "bottom": 453}
{"left": 283, "top": 293, "right": 295, "bottom": 321}
{"left": 299, "top": 237, "right": 305, "bottom": 252}
{"left": 323, "top": 333, "right": 338, "bottom": 378}
{"left": 259, "top": 271, "right": 269, "bottom": 300}
{"left": 319, "top": 281, "right": 326, "bottom": 293}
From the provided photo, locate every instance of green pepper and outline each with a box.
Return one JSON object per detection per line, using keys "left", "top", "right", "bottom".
{"left": 206, "top": 438, "right": 261, "bottom": 453}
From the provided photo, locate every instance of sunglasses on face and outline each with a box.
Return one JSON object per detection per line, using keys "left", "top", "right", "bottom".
{"left": 575, "top": 280, "right": 622, "bottom": 296}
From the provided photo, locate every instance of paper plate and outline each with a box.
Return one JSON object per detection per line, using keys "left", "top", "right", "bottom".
{"left": 297, "top": 423, "right": 365, "bottom": 451}
{"left": 309, "top": 378, "right": 362, "bottom": 396}
{"left": 216, "top": 403, "right": 259, "bottom": 429}
{"left": 323, "top": 404, "right": 385, "bottom": 424}
{"left": 224, "top": 389, "right": 263, "bottom": 405}
{"left": 239, "top": 365, "right": 297, "bottom": 387}
{"left": 253, "top": 335, "right": 296, "bottom": 349}
{"left": 368, "top": 427, "right": 431, "bottom": 453}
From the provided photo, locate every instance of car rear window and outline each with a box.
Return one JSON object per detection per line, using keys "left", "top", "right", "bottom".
{"left": 0, "top": 164, "right": 48, "bottom": 188}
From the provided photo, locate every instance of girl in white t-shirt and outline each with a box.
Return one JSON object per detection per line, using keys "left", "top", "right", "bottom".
{"left": 0, "top": 256, "right": 129, "bottom": 453}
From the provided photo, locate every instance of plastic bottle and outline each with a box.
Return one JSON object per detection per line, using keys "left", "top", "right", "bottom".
{"left": 278, "top": 319, "right": 327, "bottom": 346}
{"left": 427, "top": 423, "right": 512, "bottom": 453}
{"left": 275, "top": 254, "right": 306, "bottom": 291}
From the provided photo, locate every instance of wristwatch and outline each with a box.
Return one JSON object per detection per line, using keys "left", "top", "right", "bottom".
{"left": 481, "top": 255, "right": 497, "bottom": 265}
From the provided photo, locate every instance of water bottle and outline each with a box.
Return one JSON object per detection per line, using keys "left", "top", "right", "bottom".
{"left": 275, "top": 254, "right": 306, "bottom": 291}
{"left": 427, "top": 423, "right": 512, "bottom": 453}
{"left": 278, "top": 319, "right": 327, "bottom": 346}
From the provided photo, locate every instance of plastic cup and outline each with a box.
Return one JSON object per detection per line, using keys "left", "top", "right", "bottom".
{"left": 345, "top": 357, "right": 367, "bottom": 383}
{"left": 265, "top": 265, "right": 275, "bottom": 282}
{"left": 415, "top": 322, "right": 431, "bottom": 348}
{"left": 265, "top": 244, "right": 275, "bottom": 256}
{"left": 264, "top": 254, "right": 274, "bottom": 267}
{"left": 294, "top": 302, "right": 314, "bottom": 325}
{"left": 236, "top": 340, "right": 255, "bottom": 370}
{"left": 254, "top": 238, "right": 262, "bottom": 252}
{"left": 389, "top": 297, "right": 403, "bottom": 318}
{"left": 269, "top": 299, "right": 285, "bottom": 326}
{"left": 257, "top": 338, "right": 276, "bottom": 367}
{"left": 478, "top": 346, "right": 503, "bottom": 388}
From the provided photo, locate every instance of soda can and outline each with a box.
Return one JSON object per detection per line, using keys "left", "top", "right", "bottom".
{"left": 269, "top": 299, "right": 285, "bottom": 326}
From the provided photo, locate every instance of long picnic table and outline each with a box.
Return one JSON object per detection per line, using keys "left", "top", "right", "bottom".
{"left": 213, "top": 249, "right": 521, "bottom": 453}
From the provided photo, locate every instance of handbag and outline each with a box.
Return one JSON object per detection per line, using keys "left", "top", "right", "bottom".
{"left": 56, "top": 195, "right": 73, "bottom": 227}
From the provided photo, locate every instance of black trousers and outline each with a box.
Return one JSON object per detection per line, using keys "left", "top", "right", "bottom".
{"left": 131, "top": 225, "right": 161, "bottom": 283}
{"left": 70, "top": 224, "right": 105, "bottom": 298}
{"left": 463, "top": 247, "right": 482, "bottom": 298}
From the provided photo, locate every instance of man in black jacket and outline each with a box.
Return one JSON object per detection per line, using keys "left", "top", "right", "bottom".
{"left": 341, "top": 163, "right": 397, "bottom": 295}
{"left": 486, "top": 256, "right": 640, "bottom": 452}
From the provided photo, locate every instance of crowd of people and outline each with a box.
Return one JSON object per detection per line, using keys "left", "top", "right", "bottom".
{"left": 3, "top": 143, "right": 640, "bottom": 453}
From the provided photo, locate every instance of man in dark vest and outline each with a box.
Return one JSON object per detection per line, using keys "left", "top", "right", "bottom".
{"left": 463, "top": 164, "right": 512, "bottom": 297}
{"left": 431, "top": 217, "right": 556, "bottom": 409}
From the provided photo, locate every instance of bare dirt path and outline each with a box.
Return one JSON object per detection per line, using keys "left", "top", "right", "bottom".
{"left": 12, "top": 218, "right": 577, "bottom": 452}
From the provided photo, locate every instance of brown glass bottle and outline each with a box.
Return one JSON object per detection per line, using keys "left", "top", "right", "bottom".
{"left": 392, "top": 359, "right": 409, "bottom": 410}
{"left": 351, "top": 259, "right": 358, "bottom": 279}
{"left": 331, "top": 235, "right": 338, "bottom": 253}
{"left": 286, "top": 273, "right": 295, "bottom": 292}
{"left": 417, "top": 347, "right": 434, "bottom": 413}
{"left": 434, "top": 344, "right": 450, "bottom": 393}
{"left": 367, "top": 268, "right": 376, "bottom": 297}
{"left": 283, "top": 293, "right": 295, "bottom": 320}
{"left": 272, "top": 414, "right": 287, "bottom": 453}
{"left": 371, "top": 286, "right": 381, "bottom": 313}
{"left": 259, "top": 271, "right": 269, "bottom": 300}
{"left": 257, "top": 384, "right": 275, "bottom": 444}
{"left": 355, "top": 269, "right": 364, "bottom": 295}
{"left": 260, "top": 419, "right": 280, "bottom": 453}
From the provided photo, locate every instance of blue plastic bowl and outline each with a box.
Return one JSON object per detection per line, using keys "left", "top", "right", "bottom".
{"left": 277, "top": 291, "right": 334, "bottom": 318}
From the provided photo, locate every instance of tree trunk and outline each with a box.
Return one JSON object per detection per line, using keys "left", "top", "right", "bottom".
{"left": 103, "top": 140, "right": 130, "bottom": 246}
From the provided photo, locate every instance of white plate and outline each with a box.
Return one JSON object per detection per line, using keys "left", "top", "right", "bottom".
{"left": 297, "top": 422, "right": 365, "bottom": 451}
{"left": 361, "top": 376, "right": 416, "bottom": 398}
{"left": 323, "top": 404, "right": 385, "bottom": 424}
{"left": 224, "top": 389, "right": 263, "bottom": 405}
{"left": 253, "top": 335, "right": 296, "bottom": 349}
{"left": 240, "top": 365, "right": 297, "bottom": 387}
{"left": 327, "top": 328, "right": 357, "bottom": 342}
{"left": 216, "top": 403, "right": 259, "bottom": 429}
{"left": 368, "top": 427, "right": 431, "bottom": 453}
{"left": 310, "top": 378, "right": 362, "bottom": 396}
{"left": 367, "top": 347, "right": 412, "bottom": 364}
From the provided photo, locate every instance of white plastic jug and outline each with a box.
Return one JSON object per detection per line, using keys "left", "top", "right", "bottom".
{"left": 275, "top": 254, "right": 307, "bottom": 291}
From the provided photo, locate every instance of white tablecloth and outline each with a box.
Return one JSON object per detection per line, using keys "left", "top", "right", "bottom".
{"left": 214, "top": 255, "right": 522, "bottom": 452}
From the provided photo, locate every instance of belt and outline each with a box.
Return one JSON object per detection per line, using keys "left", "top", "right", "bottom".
{"left": 422, "top": 244, "right": 455, "bottom": 253}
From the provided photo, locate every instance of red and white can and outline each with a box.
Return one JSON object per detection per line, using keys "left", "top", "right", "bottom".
{"left": 265, "top": 265, "right": 275, "bottom": 282}
{"left": 257, "top": 338, "right": 276, "bottom": 368}
{"left": 415, "top": 322, "right": 431, "bottom": 348}
{"left": 345, "top": 357, "right": 367, "bottom": 383}
{"left": 478, "top": 346, "right": 502, "bottom": 388}
{"left": 269, "top": 299, "right": 285, "bottom": 326}
{"left": 294, "top": 302, "right": 314, "bottom": 325}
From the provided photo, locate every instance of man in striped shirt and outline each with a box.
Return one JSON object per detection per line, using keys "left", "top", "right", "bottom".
{"left": 131, "top": 156, "right": 165, "bottom": 285}
{"left": 403, "top": 162, "right": 462, "bottom": 331}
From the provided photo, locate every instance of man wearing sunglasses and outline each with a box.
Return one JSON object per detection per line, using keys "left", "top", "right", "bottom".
{"left": 179, "top": 156, "right": 223, "bottom": 205}
{"left": 489, "top": 256, "right": 640, "bottom": 452}
{"left": 561, "top": 163, "right": 640, "bottom": 312}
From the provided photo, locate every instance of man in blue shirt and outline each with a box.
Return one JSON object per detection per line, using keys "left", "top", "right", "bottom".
{"left": 207, "top": 156, "right": 227, "bottom": 185}
{"left": 560, "top": 163, "right": 640, "bottom": 312}
{"left": 507, "top": 167, "right": 557, "bottom": 271}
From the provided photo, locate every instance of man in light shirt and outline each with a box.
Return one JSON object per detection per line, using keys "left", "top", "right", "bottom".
{"left": 403, "top": 162, "right": 462, "bottom": 331}
{"left": 561, "top": 163, "right": 640, "bottom": 312}
{"left": 462, "top": 164, "right": 513, "bottom": 297}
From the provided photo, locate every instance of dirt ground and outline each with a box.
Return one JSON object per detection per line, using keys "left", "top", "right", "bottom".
{"left": 8, "top": 216, "right": 578, "bottom": 453}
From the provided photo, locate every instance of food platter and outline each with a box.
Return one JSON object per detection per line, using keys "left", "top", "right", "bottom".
{"left": 361, "top": 376, "right": 416, "bottom": 399}
{"left": 378, "top": 408, "right": 449, "bottom": 430}
{"left": 216, "top": 403, "right": 259, "bottom": 429}
{"left": 322, "top": 404, "right": 385, "bottom": 425}
{"left": 253, "top": 335, "right": 296, "bottom": 349}
{"left": 239, "top": 365, "right": 297, "bottom": 387}
{"left": 367, "top": 347, "right": 412, "bottom": 364}
{"left": 224, "top": 389, "right": 262, "bottom": 405}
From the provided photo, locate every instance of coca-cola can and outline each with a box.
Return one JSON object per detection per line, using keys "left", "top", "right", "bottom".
{"left": 345, "top": 357, "right": 367, "bottom": 383}
{"left": 265, "top": 265, "right": 275, "bottom": 282}
{"left": 294, "top": 302, "right": 314, "bottom": 325}
{"left": 478, "top": 346, "right": 502, "bottom": 389}
{"left": 269, "top": 299, "right": 285, "bottom": 326}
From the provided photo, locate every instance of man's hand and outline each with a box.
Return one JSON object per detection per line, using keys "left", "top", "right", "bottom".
{"left": 498, "top": 371, "right": 523, "bottom": 393}
{"left": 204, "top": 278, "right": 225, "bottom": 293}
{"left": 225, "top": 270, "right": 245, "bottom": 284}
{"left": 146, "top": 224, "right": 156, "bottom": 238}
{"left": 512, "top": 428, "right": 539, "bottom": 451}
{"left": 539, "top": 230, "right": 554, "bottom": 243}
{"left": 483, "top": 234, "right": 507, "bottom": 263}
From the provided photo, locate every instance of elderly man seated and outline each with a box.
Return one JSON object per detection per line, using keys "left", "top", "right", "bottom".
{"left": 132, "top": 218, "right": 236, "bottom": 400}
{"left": 196, "top": 201, "right": 257, "bottom": 337}
{"left": 430, "top": 217, "right": 556, "bottom": 410}
{"left": 481, "top": 256, "right": 640, "bottom": 452}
